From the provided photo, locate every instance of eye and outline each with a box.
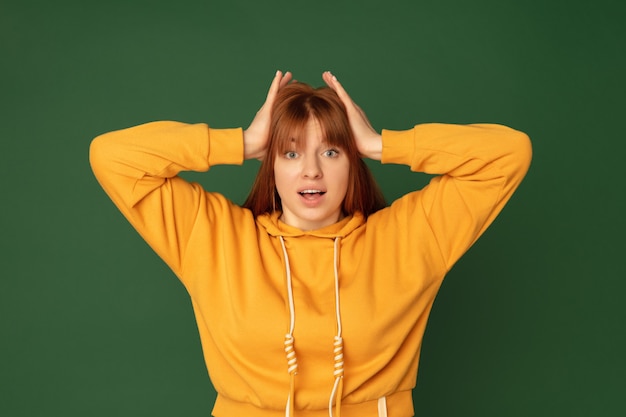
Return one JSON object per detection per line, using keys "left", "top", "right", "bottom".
{"left": 284, "top": 151, "right": 298, "bottom": 159}
{"left": 323, "top": 149, "right": 340, "bottom": 158}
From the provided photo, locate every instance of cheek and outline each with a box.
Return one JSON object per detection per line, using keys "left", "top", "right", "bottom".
{"left": 273, "top": 163, "right": 291, "bottom": 196}
{"left": 330, "top": 162, "right": 351, "bottom": 198}
{"left": 337, "top": 162, "right": 351, "bottom": 187}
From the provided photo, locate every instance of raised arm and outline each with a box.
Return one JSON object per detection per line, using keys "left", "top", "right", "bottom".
{"left": 89, "top": 71, "right": 293, "bottom": 276}
{"left": 384, "top": 122, "right": 532, "bottom": 269}
{"left": 323, "top": 71, "right": 532, "bottom": 269}
{"left": 89, "top": 121, "right": 243, "bottom": 275}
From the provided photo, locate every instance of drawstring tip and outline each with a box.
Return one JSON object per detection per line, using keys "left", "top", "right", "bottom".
{"left": 335, "top": 377, "right": 344, "bottom": 417}
{"left": 329, "top": 375, "right": 344, "bottom": 417}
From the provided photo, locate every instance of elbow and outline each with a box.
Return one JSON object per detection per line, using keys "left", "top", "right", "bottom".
{"left": 89, "top": 132, "right": 113, "bottom": 177}
{"left": 501, "top": 129, "right": 532, "bottom": 186}
{"left": 89, "top": 135, "right": 103, "bottom": 171}
{"left": 512, "top": 130, "right": 533, "bottom": 174}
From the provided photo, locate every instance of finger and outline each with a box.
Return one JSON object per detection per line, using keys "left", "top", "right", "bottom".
{"left": 265, "top": 70, "right": 284, "bottom": 102}
{"left": 323, "top": 72, "right": 375, "bottom": 129}
{"left": 322, "top": 71, "right": 336, "bottom": 90}
{"left": 279, "top": 71, "right": 293, "bottom": 88}
{"left": 322, "top": 71, "right": 344, "bottom": 93}
{"left": 323, "top": 71, "right": 354, "bottom": 108}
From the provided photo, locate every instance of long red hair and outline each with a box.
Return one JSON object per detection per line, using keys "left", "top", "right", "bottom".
{"left": 243, "top": 82, "right": 386, "bottom": 217}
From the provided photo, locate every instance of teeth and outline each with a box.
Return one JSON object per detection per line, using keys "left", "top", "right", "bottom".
{"left": 300, "top": 189, "right": 322, "bottom": 194}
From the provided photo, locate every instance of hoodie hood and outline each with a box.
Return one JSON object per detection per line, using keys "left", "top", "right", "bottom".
{"left": 256, "top": 211, "right": 366, "bottom": 239}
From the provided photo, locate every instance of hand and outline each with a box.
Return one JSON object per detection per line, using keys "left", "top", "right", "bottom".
{"left": 322, "top": 71, "right": 382, "bottom": 160}
{"left": 244, "top": 70, "right": 293, "bottom": 160}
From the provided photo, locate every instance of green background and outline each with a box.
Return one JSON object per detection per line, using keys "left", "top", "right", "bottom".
{"left": 1, "top": 0, "right": 624, "bottom": 416}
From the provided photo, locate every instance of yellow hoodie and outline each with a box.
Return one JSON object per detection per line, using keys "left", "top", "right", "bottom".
{"left": 90, "top": 121, "right": 531, "bottom": 417}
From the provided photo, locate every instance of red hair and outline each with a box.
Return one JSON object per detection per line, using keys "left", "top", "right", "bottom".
{"left": 243, "top": 82, "right": 386, "bottom": 218}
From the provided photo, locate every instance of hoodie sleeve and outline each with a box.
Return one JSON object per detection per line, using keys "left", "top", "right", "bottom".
{"left": 89, "top": 121, "right": 244, "bottom": 277}
{"left": 380, "top": 123, "right": 532, "bottom": 270}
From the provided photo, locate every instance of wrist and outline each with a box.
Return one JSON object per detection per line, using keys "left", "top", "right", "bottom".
{"left": 243, "top": 129, "right": 263, "bottom": 160}
{"left": 208, "top": 127, "right": 245, "bottom": 166}
{"left": 362, "top": 134, "right": 382, "bottom": 160}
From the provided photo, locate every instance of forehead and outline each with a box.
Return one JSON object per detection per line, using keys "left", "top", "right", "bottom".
{"left": 281, "top": 117, "right": 328, "bottom": 148}
{"left": 302, "top": 118, "right": 324, "bottom": 138}
{"left": 285, "top": 116, "right": 353, "bottom": 151}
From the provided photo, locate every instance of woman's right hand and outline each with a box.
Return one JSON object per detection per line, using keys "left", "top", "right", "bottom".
{"left": 244, "top": 70, "right": 293, "bottom": 160}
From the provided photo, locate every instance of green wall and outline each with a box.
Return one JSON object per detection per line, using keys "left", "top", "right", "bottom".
{"left": 2, "top": 0, "right": 624, "bottom": 415}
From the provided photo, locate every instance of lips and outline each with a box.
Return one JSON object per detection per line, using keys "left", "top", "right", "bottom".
{"left": 298, "top": 189, "right": 326, "bottom": 196}
{"left": 298, "top": 189, "right": 326, "bottom": 204}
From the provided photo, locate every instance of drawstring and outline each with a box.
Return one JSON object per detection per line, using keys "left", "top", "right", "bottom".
{"left": 279, "top": 236, "right": 298, "bottom": 417}
{"left": 329, "top": 237, "right": 344, "bottom": 417}
{"left": 279, "top": 236, "right": 344, "bottom": 417}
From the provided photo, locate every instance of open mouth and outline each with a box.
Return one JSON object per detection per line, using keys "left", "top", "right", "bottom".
{"left": 299, "top": 189, "right": 326, "bottom": 199}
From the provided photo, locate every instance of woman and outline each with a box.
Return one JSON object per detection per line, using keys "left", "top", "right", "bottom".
{"left": 90, "top": 71, "right": 532, "bottom": 417}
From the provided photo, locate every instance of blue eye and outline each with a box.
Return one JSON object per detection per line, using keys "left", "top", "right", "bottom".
{"left": 285, "top": 151, "right": 298, "bottom": 159}
{"left": 324, "top": 149, "right": 339, "bottom": 157}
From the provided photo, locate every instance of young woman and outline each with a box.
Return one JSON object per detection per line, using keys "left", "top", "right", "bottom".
{"left": 90, "top": 71, "right": 532, "bottom": 417}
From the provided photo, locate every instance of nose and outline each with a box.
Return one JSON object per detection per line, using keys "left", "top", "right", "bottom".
{"left": 302, "top": 154, "right": 322, "bottom": 178}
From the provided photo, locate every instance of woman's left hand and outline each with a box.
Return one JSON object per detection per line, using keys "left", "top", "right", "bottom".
{"left": 322, "top": 71, "right": 382, "bottom": 160}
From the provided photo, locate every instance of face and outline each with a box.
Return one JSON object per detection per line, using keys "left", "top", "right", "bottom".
{"left": 274, "top": 118, "right": 350, "bottom": 231}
